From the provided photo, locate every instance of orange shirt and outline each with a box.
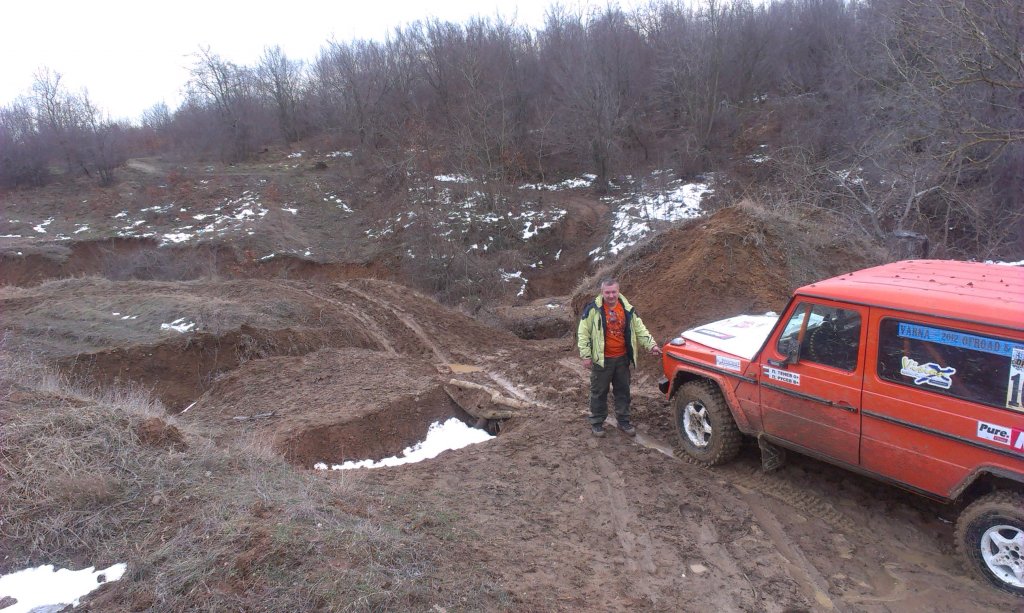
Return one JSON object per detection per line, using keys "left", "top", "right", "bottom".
{"left": 603, "top": 301, "right": 627, "bottom": 358}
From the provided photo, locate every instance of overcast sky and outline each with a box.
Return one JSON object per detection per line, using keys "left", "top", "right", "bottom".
{"left": 1, "top": 0, "right": 644, "bottom": 122}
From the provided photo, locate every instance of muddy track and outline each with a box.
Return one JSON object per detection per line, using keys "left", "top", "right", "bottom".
{"left": 673, "top": 445, "right": 857, "bottom": 534}
{"left": 342, "top": 282, "right": 454, "bottom": 364}
{"left": 299, "top": 286, "right": 397, "bottom": 354}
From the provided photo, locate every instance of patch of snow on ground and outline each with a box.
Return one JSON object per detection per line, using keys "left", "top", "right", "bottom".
{"left": 323, "top": 193, "right": 353, "bottom": 212}
{"left": 0, "top": 234, "right": 22, "bottom": 238}
{"left": 73, "top": 225, "right": 89, "bottom": 234}
{"left": 287, "top": 151, "right": 305, "bottom": 158}
{"left": 0, "top": 563, "right": 126, "bottom": 613}
{"left": 32, "top": 218, "right": 53, "bottom": 234}
{"left": 314, "top": 418, "right": 492, "bottom": 469}
{"left": 326, "top": 150, "right": 353, "bottom": 158}
{"left": 987, "top": 260, "right": 1024, "bottom": 266}
{"left": 161, "top": 318, "right": 195, "bottom": 333}
{"left": 434, "top": 174, "right": 473, "bottom": 183}
{"left": 140, "top": 204, "right": 174, "bottom": 213}
{"left": 519, "top": 174, "right": 596, "bottom": 191}
{"left": 500, "top": 269, "right": 528, "bottom": 297}
{"left": 282, "top": 207, "right": 298, "bottom": 215}
{"left": 162, "top": 232, "right": 192, "bottom": 244}
{"left": 592, "top": 175, "right": 713, "bottom": 261}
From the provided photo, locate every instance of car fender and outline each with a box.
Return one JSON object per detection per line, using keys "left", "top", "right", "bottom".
{"left": 950, "top": 465, "right": 1024, "bottom": 502}
{"left": 665, "top": 361, "right": 753, "bottom": 433}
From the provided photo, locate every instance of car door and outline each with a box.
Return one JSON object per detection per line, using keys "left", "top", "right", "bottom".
{"left": 758, "top": 299, "right": 867, "bottom": 465}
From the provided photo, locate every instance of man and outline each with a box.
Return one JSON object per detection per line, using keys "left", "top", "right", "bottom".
{"left": 577, "top": 278, "right": 661, "bottom": 438}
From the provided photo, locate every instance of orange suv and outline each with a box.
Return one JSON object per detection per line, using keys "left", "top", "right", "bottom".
{"left": 659, "top": 260, "right": 1024, "bottom": 595}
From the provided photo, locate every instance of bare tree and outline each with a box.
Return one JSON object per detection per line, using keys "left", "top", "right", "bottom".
{"left": 256, "top": 45, "right": 304, "bottom": 144}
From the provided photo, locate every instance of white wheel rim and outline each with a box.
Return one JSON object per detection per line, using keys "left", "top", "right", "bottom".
{"left": 980, "top": 524, "right": 1024, "bottom": 588}
{"left": 682, "top": 401, "right": 712, "bottom": 448}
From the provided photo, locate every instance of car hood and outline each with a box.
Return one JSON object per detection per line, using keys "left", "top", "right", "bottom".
{"left": 681, "top": 313, "right": 780, "bottom": 360}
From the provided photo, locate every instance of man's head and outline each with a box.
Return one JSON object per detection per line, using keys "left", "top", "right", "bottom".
{"left": 600, "top": 278, "right": 620, "bottom": 306}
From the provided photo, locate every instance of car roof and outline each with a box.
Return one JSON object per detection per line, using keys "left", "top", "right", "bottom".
{"left": 796, "top": 260, "right": 1024, "bottom": 332}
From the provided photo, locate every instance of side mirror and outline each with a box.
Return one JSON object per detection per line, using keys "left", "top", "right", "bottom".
{"left": 768, "top": 340, "right": 800, "bottom": 368}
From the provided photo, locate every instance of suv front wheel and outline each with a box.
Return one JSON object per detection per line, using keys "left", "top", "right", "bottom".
{"left": 956, "top": 490, "right": 1024, "bottom": 597}
{"left": 672, "top": 380, "right": 741, "bottom": 466}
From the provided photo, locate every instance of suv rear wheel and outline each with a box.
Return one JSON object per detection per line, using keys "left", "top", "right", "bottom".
{"left": 672, "top": 380, "right": 741, "bottom": 466}
{"left": 956, "top": 490, "right": 1024, "bottom": 597}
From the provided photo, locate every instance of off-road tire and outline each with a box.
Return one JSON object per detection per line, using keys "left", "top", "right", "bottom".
{"left": 672, "top": 380, "right": 742, "bottom": 466}
{"left": 955, "top": 490, "right": 1024, "bottom": 597}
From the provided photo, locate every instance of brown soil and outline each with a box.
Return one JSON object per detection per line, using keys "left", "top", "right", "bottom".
{"left": 134, "top": 417, "right": 187, "bottom": 452}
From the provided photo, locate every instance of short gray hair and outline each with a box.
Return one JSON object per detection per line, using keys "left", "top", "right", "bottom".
{"left": 599, "top": 277, "right": 619, "bottom": 288}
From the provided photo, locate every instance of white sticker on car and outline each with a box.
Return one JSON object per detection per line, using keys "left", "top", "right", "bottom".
{"left": 1008, "top": 347, "right": 1024, "bottom": 410}
{"left": 716, "top": 355, "right": 742, "bottom": 372}
{"left": 977, "top": 421, "right": 1012, "bottom": 445}
{"left": 764, "top": 366, "right": 800, "bottom": 386}
{"left": 976, "top": 420, "right": 1024, "bottom": 454}
{"left": 899, "top": 357, "right": 956, "bottom": 389}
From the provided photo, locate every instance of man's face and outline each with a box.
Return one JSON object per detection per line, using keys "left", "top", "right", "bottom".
{"left": 601, "top": 283, "right": 620, "bottom": 305}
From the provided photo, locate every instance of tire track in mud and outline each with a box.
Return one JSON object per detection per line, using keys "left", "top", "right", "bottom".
{"left": 583, "top": 451, "right": 662, "bottom": 607}
{"left": 672, "top": 446, "right": 858, "bottom": 535}
{"left": 738, "top": 489, "right": 841, "bottom": 611}
{"left": 342, "top": 282, "right": 453, "bottom": 364}
{"left": 299, "top": 286, "right": 398, "bottom": 354}
{"left": 662, "top": 443, "right": 990, "bottom": 608}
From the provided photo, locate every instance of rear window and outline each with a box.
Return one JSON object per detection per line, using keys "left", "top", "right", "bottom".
{"left": 877, "top": 319, "right": 1024, "bottom": 412}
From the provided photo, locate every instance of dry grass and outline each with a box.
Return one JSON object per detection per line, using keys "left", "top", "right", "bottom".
{"left": 0, "top": 350, "right": 439, "bottom": 611}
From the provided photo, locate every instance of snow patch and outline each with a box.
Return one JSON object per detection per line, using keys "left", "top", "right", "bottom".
{"left": 314, "top": 418, "right": 492, "bottom": 469}
{"left": 32, "top": 218, "right": 54, "bottom": 234}
{"left": 434, "top": 174, "right": 473, "bottom": 183}
{"left": 0, "top": 563, "right": 126, "bottom": 613}
{"left": 161, "top": 318, "right": 195, "bottom": 333}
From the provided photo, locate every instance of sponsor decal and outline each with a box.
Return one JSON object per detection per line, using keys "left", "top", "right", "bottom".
{"left": 716, "top": 355, "right": 742, "bottom": 372}
{"left": 693, "top": 328, "right": 734, "bottom": 340}
{"left": 897, "top": 322, "right": 1021, "bottom": 358}
{"left": 1009, "top": 347, "right": 1024, "bottom": 410}
{"left": 976, "top": 420, "right": 1024, "bottom": 454}
{"left": 900, "top": 357, "right": 956, "bottom": 389}
{"left": 764, "top": 366, "right": 800, "bottom": 386}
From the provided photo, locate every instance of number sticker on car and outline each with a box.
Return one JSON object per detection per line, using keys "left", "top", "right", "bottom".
{"left": 1008, "top": 347, "right": 1024, "bottom": 411}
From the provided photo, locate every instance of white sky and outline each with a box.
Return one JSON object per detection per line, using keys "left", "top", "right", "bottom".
{"left": 0, "top": 0, "right": 644, "bottom": 122}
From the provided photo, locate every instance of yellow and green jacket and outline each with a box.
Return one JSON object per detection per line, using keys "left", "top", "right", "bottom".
{"left": 577, "top": 294, "right": 657, "bottom": 368}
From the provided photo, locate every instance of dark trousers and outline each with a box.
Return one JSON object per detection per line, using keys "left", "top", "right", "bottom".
{"left": 589, "top": 355, "right": 631, "bottom": 425}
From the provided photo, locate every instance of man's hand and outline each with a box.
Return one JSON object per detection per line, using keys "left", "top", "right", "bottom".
{"left": 650, "top": 344, "right": 662, "bottom": 356}
{"left": 582, "top": 358, "right": 592, "bottom": 369}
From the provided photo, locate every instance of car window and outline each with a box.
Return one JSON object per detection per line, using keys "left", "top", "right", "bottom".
{"left": 776, "top": 303, "right": 861, "bottom": 371}
{"left": 877, "top": 319, "right": 1024, "bottom": 411}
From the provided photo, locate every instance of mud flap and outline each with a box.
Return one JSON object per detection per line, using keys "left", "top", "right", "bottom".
{"left": 758, "top": 436, "right": 787, "bottom": 472}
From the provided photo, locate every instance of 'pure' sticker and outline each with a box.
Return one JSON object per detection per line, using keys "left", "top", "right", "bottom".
{"left": 977, "top": 420, "right": 1024, "bottom": 453}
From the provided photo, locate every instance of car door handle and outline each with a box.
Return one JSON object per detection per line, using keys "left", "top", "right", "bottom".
{"left": 833, "top": 400, "right": 858, "bottom": 414}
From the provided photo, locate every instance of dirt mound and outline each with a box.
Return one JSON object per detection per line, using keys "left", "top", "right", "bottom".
{"left": 134, "top": 416, "right": 188, "bottom": 451}
{"left": 60, "top": 325, "right": 349, "bottom": 411}
{"left": 572, "top": 203, "right": 886, "bottom": 341}
{"left": 181, "top": 348, "right": 471, "bottom": 466}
